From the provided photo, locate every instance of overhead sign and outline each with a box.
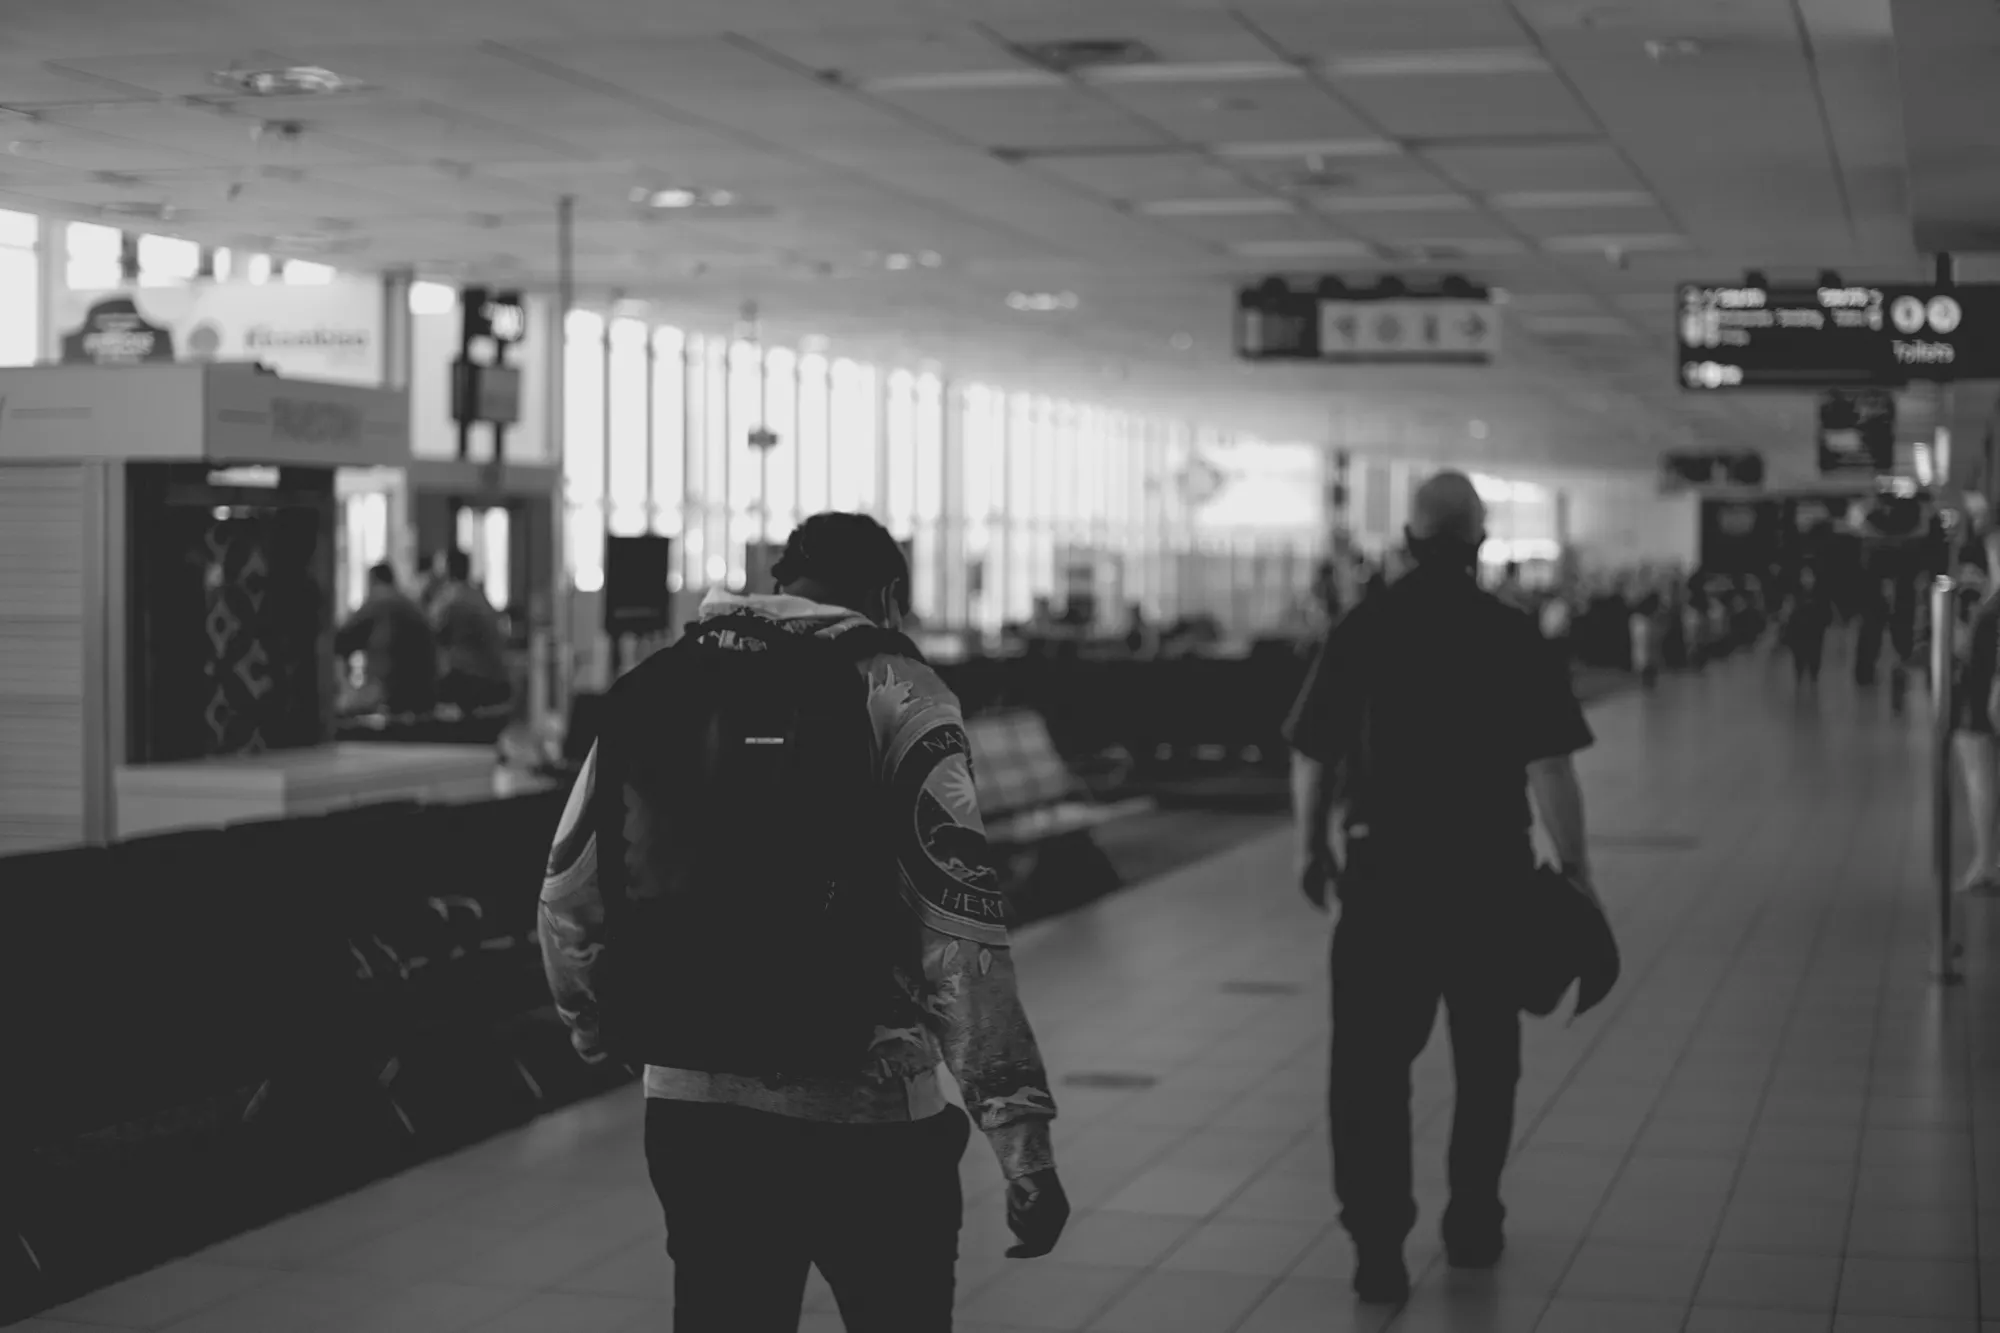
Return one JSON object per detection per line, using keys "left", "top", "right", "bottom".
{"left": 1676, "top": 282, "right": 2000, "bottom": 390}
{"left": 1817, "top": 389, "right": 1896, "bottom": 476}
{"left": 1238, "top": 282, "right": 1500, "bottom": 365}
{"left": 56, "top": 278, "right": 382, "bottom": 385}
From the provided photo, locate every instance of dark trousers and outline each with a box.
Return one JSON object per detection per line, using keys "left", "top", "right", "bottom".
{"left": 645, "top": 1099, "right": 971, "bottom": 1333}
{"left": 1328, "top": 859, "right": 1522, "bottom": 1252}
{"left": 1792, "top": 632, "right": 1825, "bottom": 684}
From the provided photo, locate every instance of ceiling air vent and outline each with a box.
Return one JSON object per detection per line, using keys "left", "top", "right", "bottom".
{"left": 1010, "top": 39, "right": 1158, "bottom": 74}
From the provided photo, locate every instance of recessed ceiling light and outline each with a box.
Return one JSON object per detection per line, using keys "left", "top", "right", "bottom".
{"left": 210, "top": 65, "right": 355, "bottom": 97}
{"left": 1214, "top": 138, "right": 1400, "bottom": 161}
{"left": 1489, "top": 189, "right": 1655, "bottom": 210}
{"left": 1138, "top": 197, "right": 1295, "bottom": 217}
{"left": 1086, "top": 59, "right": 1302, "bottom": 85}
{"left": 1315, "top": 193, "right": 1472, "bottom": 214}
{"left": 885, "top": 252, "right": 914, "bottom": 271}
{"left": 1229, "top": 239, "right": 1375, "bottom": 259}
{"left": 1643, "top": 38, "right": 1704, "bottom": 62}
{"left": 1007, "top": 291, "right": 1080, "bottom": 312}
{"left": 861, "top": 69, "right": 1065, "bottom": 94}
{"left": 1326, "top": 49, "right": 1549, "bottom": 78}
{"left": 917, "top": 250, "right": 943, "bottom": 268}
{"left": 631, "top": 186, "right": 739, "bottom": 211}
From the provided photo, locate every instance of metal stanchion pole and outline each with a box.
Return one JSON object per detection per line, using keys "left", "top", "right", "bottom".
{"left": 1929, "top": 575, "right": 1965, "bottom": 984}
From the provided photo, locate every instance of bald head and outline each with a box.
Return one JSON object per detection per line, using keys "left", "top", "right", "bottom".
{"left": 1408, "top": 470, "right": 1487, "bottom": 551}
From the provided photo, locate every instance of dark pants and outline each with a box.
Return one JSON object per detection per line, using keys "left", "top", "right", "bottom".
{"left": 1792, "top": 632, "right": 1825, "bottom": 684}
{"left": 1328, "top": 852, "right": 1523, "bottom": 1253}
{"left": 645, "top": 1099, "right": 971, "bottom": 1333}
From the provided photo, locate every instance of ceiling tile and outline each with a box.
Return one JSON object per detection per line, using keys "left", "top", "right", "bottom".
{"left": 979, "top": 8, "right": 1277, "bottom": 64}
{"left": 1503, "top": 205, "right": 1678, "bottom": 238}
{"left": 1332, "top": 72, "right": 1598, "bottom": 139}
{"left": 1092, "top": 79, "right": 1371, "bottom": 145}
{"left": 874, "top": 87, "right": 1170, "bottom": 152}
{"left": 1330, "top": 209, "right": 1515, "bottom": 243}
{"left": 1425, "top": 141, "right": 1641, "bottom": 193}
{"left": 1156, "top": 210, "right": 1346, "bottom": 244}
{"left": 1031, "top": 151, "right": 1254, "bottom": 200}
{"left": 1235, "top": 0, "right": 1532, "bottom": 57}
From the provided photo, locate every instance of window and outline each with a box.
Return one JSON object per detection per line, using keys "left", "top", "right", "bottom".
{"left": 885, "top": 369, "right": 916, "bottom": 536}
{"left": 728, "top": 340, "right": 762, "bottom": 526}
{"left": 798, "top": 353, "right": 831, "bottom": 517}
{"left": 409, "top": 281, "right": 456, "bottom": 316}
{"left": 830, "top": 359, "right": 877, "bottom": 514}
{"left": 0, "top": 210, "right": 37, "bottom": 367}
{"left": 281, "top": 259, "right": 335, "bottom": 286}
{"left": 137, "top": 234, "right": 199, "bottom": 287}
{"left": 651, "top": 327, "right": 686, "bottom": 538}
{"left": 607, "top": 318, "right": 649, "bottom": 536}
{"left": 563, "top": 311, "right": 607, "bottom": 592}
{"left": 914, "top": 373, "right": 943, "bottom": 524}
{"left": 764, "top": 347, "right": 798, "bottom": 540}
{"left": 66, "top": 221, "right": 122, "bottom": 290}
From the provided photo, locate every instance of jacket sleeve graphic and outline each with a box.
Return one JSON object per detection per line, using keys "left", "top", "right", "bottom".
{"left": 539, "top": 743, "right": 609, "bottom": 1062}
{"left": 875, "top": 659, "right": 1059, "bottom": 1180}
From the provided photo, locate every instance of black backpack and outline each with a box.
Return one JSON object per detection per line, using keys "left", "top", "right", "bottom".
{"left": 590, "top": 614, "right": 923, "bottom": 1077}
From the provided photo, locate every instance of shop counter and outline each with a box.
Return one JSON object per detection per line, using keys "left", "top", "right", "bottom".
{"left": 113, "top": 743, "right": 507, "bottom": 839}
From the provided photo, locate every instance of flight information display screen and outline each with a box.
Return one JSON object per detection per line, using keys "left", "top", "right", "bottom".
{"left": 1676, "top": 282, "right": 2000, "bottom": 390}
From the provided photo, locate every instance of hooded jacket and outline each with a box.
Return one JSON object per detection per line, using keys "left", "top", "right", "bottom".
{"left": 537, "top": 591, "right": 1056, "bottom": 1180}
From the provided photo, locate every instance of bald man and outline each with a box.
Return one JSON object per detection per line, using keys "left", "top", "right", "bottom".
{"left": 1283, "top": 470, "right": 1597, "bottom": 1305}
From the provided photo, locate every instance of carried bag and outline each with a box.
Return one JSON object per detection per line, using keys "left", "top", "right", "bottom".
{"left": 591, "top": 615, "right": 922, "bottom": 1077}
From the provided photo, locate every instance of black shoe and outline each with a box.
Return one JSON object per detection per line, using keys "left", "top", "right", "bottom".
{"left": 1444, "top": 1230, "right": 1506, "bottom": 1270}
{"left": 1352, "top": 1251, "right": 1410, "bottom": 1304}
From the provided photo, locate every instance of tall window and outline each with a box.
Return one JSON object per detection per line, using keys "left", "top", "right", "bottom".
{"left": 651, "top": 327, "right": 686, "bottom": 541}
{"left": 66, "top": 221, "right": 122, "bottom": 290}
{"left": 701, "top": 337, "right": 729, "bottom": 586}
{"left": 0, "top": 210, "right": 37, "bottom": 367}
{"left": 885, "top": 369, "right": 916, "bottom": 536}
{"left": 563, "top": 311, "right": 607, "bottom": 592}
{"left": 911, "top": 373, "right": 944, "bottom": 622}
{"left": 798, "top": 354, "right": 831, "bottom": 517}
{"left": 137, "top": 234, "right": 199, "bottom": 287}
{"left": 607, "top": 318, "right": 649, "bottom": 537}
{"left": 830, "top": 359, "right": 877, "bottom": 514}
{"left": 764, "top": 347, "right": 798, "bottom": 540}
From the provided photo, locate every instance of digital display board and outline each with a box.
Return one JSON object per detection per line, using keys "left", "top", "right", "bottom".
{"left": 1677, "top": 282, "right": 2000, "bottom": 390}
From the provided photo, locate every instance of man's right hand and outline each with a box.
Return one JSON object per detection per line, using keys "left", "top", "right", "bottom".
{"left": 1005, "top": 1169, "right": 1070, "bottom": 1258}
{"left": 1298, "top": 854, "right": 1333, "bottom": 910}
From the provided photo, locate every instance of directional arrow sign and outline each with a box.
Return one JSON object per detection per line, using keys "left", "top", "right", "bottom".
{"left": 1317, "top": 298, "right": 1499, "bottom": 364}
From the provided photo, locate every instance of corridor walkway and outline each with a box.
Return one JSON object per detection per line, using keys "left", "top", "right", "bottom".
{"left": 26, "top": 658, "right": 2000, "bottom": 1333}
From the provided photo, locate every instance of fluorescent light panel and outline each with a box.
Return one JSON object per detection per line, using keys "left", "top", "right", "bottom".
{"left": 1327, "top": 48, "right": 1550, "bottom": 78}
{"left": 1390, "top": 237, "right": 1528, "bottom": 256}
{"left": 1315, "top": 192, "right": 1472, "bottom": 214}
{"left": 1230, "top": 238, "right": 1376, "bottom": 259}
{"left": 1213, "top": 137, "right": 1400, "bottom": 160}
{"left": 863, "top": 69, "right": 1063, "bottom": 93}
{"left": 1088, "top": 60, "right": 1303, "bottom": 85}
{"left": 1489, "top": 189, "right": 1656, "bottom": 210}
{"left": 1138, "top": 197, "right": 1295, "bottom": 217}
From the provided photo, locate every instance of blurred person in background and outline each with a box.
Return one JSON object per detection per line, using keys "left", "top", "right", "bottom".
{"left": 430, "top": 548, "right": 512, "bottom": 712}
{"left": 333, "top": 562, "right": 438, "bottom": 716}
{"left": 1955, "top": 528, "right": 2000, "bottom": 894}
{"left": 1778, "top": 566, "right": 1834, "bottom": 692}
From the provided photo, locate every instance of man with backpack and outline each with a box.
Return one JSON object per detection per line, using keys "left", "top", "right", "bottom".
{"left": 538, "top": 511, "right": 1068, "bottom": 1331}
{"left": 1286, "top": 471, "right": 1598, "bottom": 1306}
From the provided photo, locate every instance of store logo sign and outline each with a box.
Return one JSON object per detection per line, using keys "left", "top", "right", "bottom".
{"left": 271, "top": 397, "right": 363, "bottom": 448}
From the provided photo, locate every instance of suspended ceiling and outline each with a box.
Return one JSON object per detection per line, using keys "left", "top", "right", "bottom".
{"left": 0, "top": 0, "right": 1980, "bottom": 477}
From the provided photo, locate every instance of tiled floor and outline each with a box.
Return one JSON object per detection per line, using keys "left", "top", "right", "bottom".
{"left": 22, "top": 655, "right": 2000, "bottom": 1332}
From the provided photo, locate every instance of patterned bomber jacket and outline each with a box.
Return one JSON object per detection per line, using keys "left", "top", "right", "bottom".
{"left": 537, "top": 591, "right": 1058, "bottom": 1181}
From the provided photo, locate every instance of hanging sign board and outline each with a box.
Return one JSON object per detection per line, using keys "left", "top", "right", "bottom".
{"left": 1237, "top": 281, "right": 1500, "bottom": 365}
{"left": 1676, "top": 282, "right": 2000, "bottom": 390}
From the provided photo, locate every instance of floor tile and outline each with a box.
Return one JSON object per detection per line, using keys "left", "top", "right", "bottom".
{"left": 1684, "top": 1308, "right": 1833, "bottom": 1333}
{"left": 1159, "top": 1219, "right": 1325, "bottom": 1276}
{"left": 1844, "top": 1206, "right": 1978, "bottom": 1261}
{"left": 47, "top": 1262, "right": 278, "bottom": 1329}
{"left": 1835, "top": 1258, "right": 1980, "bottom": 1320}
{"left": 1234, "top": 1278, "right": 1395, "bottom": 1333}
{"left": 1042, "top": 1210, "right": 1199, "bottom": 1269}
{"left": 957, "top": 1263, "right": 1136, "bottom": 1331}
{"left": 1086, "top": 1270, "right": 1274, "bottom": 1332}
{"left": 1098, "top": 1164, "right": 1248, "bottom": 1217}
{"left": 1557, "top": 1241, "right": 1709, "bottom": 1304}
{"left": 1695, "top": 1249, "right": 1841, "bottom": 1312}
{"left": 462, "top": 1292, "right": 654, "bottom": 1333}
{"left": 1533, "top": 1297, "right": 1689, "bottom": 1333}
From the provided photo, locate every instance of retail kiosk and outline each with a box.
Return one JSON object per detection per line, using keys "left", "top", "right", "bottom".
{"left": 0, "top": 363, "right": 498, "bottom": 854}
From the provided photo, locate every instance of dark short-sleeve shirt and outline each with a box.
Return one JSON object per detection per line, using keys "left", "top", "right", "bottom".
{"left": 1283, "top": 562, "right": 1594, "bottom": 839}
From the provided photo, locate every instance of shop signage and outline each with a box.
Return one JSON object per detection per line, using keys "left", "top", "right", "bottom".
{"left": 61, "top": 297, "right": 176, "bottom": 365}
{"left": 271, "top": 397, "right": 364, "bottom": 449}
{"left": 56, "top": 278, "right": 382, "bottom": 385}
{"left": 1660, "top": 450, "right": 1765, "bottom": 490}
{"left": 1676, "top": 282, "right": 2000, "bottom": 390}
